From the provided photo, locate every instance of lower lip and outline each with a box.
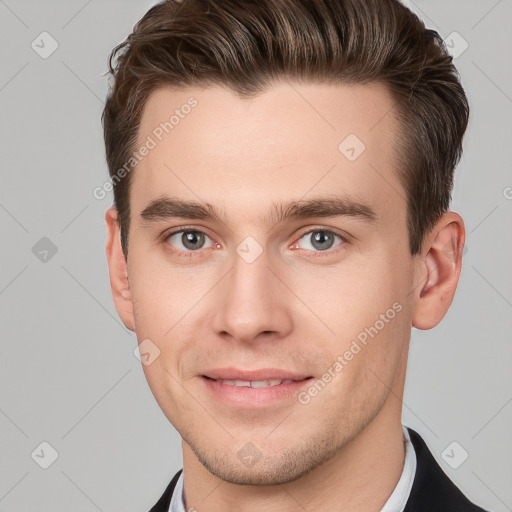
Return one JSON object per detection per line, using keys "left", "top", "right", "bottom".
{"left": 201, "top": 377, "right": 314, "bottom": 407}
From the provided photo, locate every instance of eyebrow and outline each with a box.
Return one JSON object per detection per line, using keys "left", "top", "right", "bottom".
{"left": 139, "top": 195, "right": 377, "bottom": 227}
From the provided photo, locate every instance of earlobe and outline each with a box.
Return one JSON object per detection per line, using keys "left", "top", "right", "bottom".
{"left": 105, "top": 207, "right": 136, "bottom": 332}
{"left": 412, "top": 212, "right": 465, "bottom": 330}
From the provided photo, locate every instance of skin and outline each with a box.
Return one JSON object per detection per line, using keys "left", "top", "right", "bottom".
{"left": 105, "top": 81, "right": 465, "bottom": 511}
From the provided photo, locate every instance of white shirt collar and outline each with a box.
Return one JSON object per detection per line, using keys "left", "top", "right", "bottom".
{"left": 379, "top": 424, "right": 417, "bottom": 512}
{"left": 170, "top": 424, "right": 417, "bottom": 512}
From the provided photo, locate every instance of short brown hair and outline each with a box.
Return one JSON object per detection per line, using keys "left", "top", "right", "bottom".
{"left": 102, "top": 0, "right": 469, "bottom": 258}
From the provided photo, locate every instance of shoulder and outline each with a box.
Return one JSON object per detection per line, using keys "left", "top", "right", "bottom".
{"left": 405, "top": 427, "right": 490, "bottom": 512}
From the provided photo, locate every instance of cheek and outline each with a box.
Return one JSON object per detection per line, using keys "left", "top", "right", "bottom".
{"left": 129, "top": 252, "right": 196, "bottom": 334}
{"left": 291, "top": 252, "right": 413, "bottom": 399}
{"left": 140, "top": 357, "right": 198, "bottom": 433}
{"left": 129, "top": 258, "right": 217, "bottom": 381}
{"left": 293, "top": 254, "right": 408, "bottom": 340}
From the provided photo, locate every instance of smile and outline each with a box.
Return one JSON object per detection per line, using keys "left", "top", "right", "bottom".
{"left": 200, "top": 370, "right": 314, "bottom": 407}
{"left": 214, "top": 378, "right": 298, "bottom": 388}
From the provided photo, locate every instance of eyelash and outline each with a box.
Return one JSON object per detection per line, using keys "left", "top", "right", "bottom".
{"left": 159, "top": 226, "right": 347, "bottom": 259}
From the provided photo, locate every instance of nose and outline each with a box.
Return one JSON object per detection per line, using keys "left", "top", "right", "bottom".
{"left": 211, "top": 245, "right": 293, "bottom": 346}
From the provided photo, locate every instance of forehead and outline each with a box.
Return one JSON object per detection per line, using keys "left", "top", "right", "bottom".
{"left": 131, "top": 81, "right": 405, "bottom": 228}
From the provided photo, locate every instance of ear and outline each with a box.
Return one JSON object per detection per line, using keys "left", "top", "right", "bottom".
{"left": 411, "top": 211, "right": 465, "bottom": 330}
{"left": 105, "top": 207, "right": 135, "bottom": 332}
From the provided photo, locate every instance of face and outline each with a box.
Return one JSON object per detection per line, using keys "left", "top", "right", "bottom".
{"left": 121, "top": 81, "right": 420, "bottom": 485}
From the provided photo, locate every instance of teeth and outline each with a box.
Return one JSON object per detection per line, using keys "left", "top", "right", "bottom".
{"left": 234, "top": 380, "right": 251, "bottom": 387}
{"left": 217, "top": 379, "right": 297, "bottom": 388}
{"left": 251, "top": 379, "right": 281, "bottom": 388}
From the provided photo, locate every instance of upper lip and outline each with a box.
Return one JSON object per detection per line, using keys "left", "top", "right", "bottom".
{"left": 203, "top": 368, "right": 312, "bottom": 381}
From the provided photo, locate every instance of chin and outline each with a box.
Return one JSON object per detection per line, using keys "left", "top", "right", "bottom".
{"left": 187, "top": 435, "right": 341, "bottom": 486}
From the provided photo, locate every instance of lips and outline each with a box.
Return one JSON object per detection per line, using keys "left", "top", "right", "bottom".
{"left": 211, "top": 378, "right": 298, "bottom": 388}
{"left": 201, "top": 368, "right": 314, "bottom": 406}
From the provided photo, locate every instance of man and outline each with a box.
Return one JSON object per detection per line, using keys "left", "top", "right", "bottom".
{"left": 102, "top": 0, "right": 489, "bottom": 510}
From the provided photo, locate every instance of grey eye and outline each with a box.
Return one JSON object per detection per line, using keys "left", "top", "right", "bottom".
{"left": 298, "top": 230, "right": 343, "bottom": 251}
{"left": 167, "top": 230, "right": 213, "bottom": 251}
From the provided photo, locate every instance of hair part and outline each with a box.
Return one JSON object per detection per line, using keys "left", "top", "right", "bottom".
{"left": 102, "top": 0, "right": 469, "bottom": 258}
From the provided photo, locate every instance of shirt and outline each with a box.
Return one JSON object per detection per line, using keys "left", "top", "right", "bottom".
{"left": 169, "top": 424, "right": 417, "bottom": 512}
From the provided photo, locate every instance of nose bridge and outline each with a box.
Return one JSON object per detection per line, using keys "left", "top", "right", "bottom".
{"left": 211, "top": 241, "right": 292, "bottom": 343}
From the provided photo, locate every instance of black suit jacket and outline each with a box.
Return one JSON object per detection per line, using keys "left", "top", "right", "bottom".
{"left": 149, "top": 427, "right": 489, "bottom": 511}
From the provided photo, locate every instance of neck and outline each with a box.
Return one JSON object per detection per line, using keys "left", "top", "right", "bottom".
{"left": 181, "top": 398, "right": 406, "bottom": 512}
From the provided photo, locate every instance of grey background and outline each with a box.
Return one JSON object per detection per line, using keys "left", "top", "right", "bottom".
{"left": 0, "top": 0, "right": 511, "bottom": 511}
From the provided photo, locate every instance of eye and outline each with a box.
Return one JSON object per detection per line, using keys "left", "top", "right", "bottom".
{"left": 164, "top": 229, "right": 216, "bottom": 253}
{"left": 292, "top": 229, "right": 345, "bottom": 253}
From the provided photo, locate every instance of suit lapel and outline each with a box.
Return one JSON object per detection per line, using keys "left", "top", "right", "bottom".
{"left": 404, "top": 427, "right": 487, "bottom": 511}
{"left": 149, "top": 469, "right": 183, "bottom": 512}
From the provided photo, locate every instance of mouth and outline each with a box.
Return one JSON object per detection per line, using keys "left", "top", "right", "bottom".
{"left": 200, "top": 368, "right": 314, "bottom": 407}
{"left": 205, "top": 377, "right": 301, "bottom": 388}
